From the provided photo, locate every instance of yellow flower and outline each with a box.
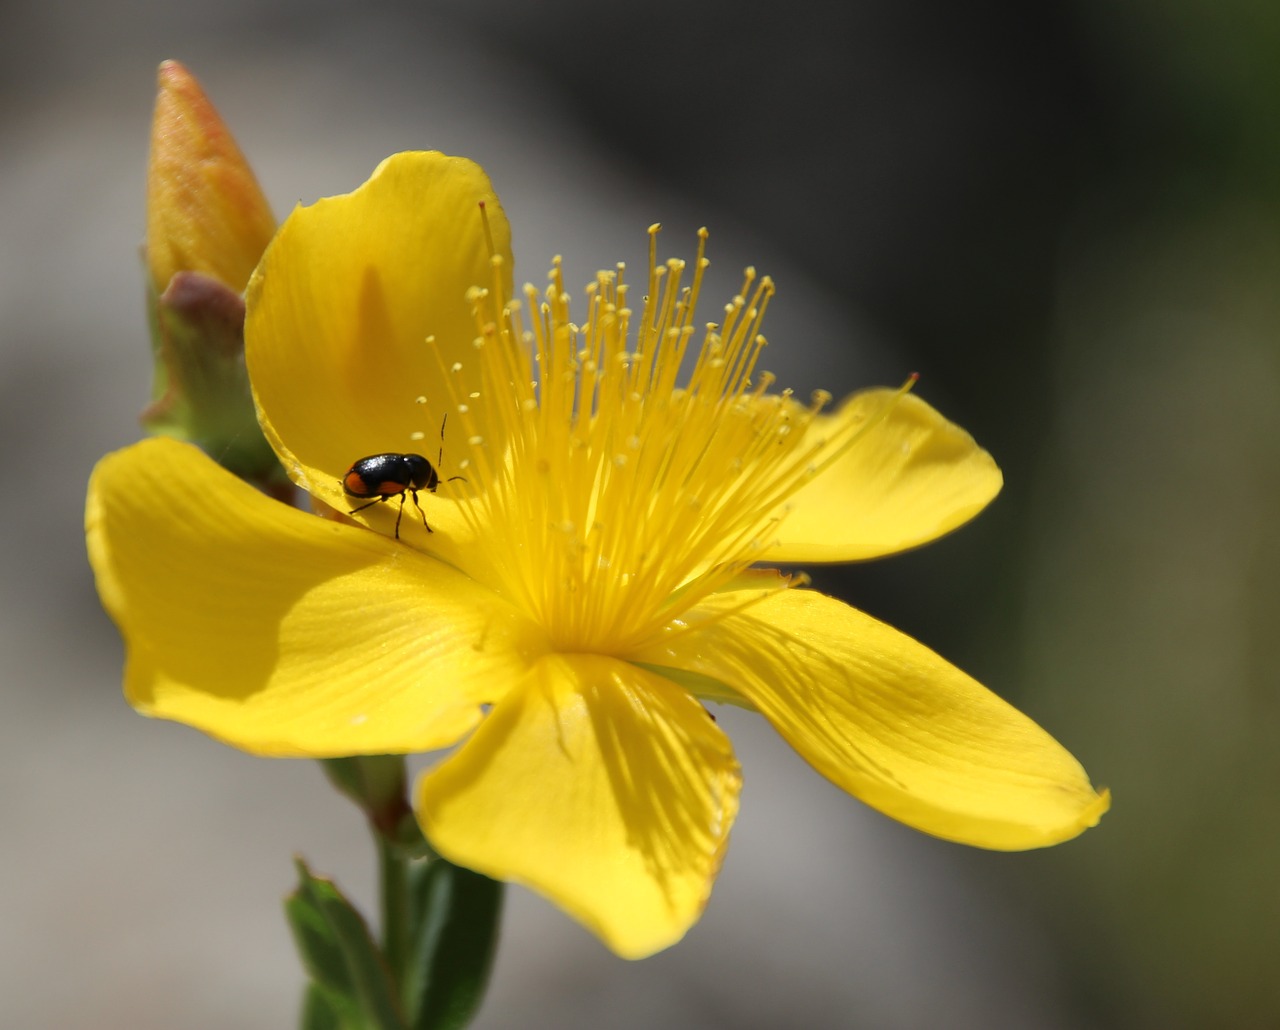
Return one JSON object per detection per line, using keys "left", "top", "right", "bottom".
{"left": 146, "top": 60, "right": 276, "bottom": 297}
{"left": 87, "top": 152, "right": 1108, "bottom": 959}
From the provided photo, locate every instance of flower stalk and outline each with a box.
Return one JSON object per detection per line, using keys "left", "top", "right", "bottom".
{"left": 313, "top": 756, "right": 504, "bottom": 1028}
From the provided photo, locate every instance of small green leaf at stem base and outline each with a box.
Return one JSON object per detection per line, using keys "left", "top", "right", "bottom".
{"left": 285, "top": 857, "right": 408, "bottom": 1030}
{"left": 403, "top": 859, "right": 504, "bottom": 1030}
{"left": 300, "top": 982, "right": 356, "bottom": 1030}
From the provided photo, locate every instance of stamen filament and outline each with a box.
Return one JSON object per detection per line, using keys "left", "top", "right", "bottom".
{"left": 424, "top": 228, "right": 913, "bottom": 654}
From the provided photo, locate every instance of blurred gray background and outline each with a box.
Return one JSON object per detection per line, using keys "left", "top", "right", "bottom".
{"left": 3, "top": 0, "right": 1277, "bottom": 1026}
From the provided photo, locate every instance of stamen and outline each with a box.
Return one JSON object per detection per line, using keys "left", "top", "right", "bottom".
{"left": 655, "top": 570, "right": 811, "bottom": 646}
{"left": 478, "top": 200, "right": 497, "bottom": 261}
{"left": 424, "top": 221, "right": 892, "bottom": 653}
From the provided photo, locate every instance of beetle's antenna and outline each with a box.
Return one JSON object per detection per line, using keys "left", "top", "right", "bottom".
{"left": 440, "top": 412, "right": 467, "bottom": 486}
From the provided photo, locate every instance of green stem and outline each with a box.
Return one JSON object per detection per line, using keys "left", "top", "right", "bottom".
{"left": 378, "top": 832, "right": 411, "bottom": 983}
{"left": 321, "top": 756, "right": 418, "bottom": 983}
{"left": 315, "top": 755, "right": 503, "bottom": 1027}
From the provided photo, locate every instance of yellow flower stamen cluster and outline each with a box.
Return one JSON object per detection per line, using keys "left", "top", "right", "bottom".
{"left": 434, "top": 225, "right": 878, "bottom": 654}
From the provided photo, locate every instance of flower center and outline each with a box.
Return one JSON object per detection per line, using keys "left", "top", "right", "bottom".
{"left": 433, "top": 226, "right": 855, "bottom": 654}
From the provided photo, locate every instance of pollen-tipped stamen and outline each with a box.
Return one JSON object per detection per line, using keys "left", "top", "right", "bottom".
{"left": 424, "top": 222, "right": 920, "bottom": 654}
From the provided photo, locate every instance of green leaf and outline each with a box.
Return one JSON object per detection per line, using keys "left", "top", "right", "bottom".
{"left": 285, "top": 858, "right": 409, "bottom": 1030}
{"left": 402, "top": 859, "right": 504, "bottom": 1030}
{"left": 285, "top": 881, "right": 350, "bottom": 996}
{"left": 299, "top": 983, "right": 357, "bottom": 1030}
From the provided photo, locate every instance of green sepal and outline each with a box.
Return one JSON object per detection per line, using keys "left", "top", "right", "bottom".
{"left": 321, "top": 757, "right": 428, "bottom": 856}
{"left": 320, "top": 756, "right": 406, "bottom": 818}
{"left": 141, "top": 270, "right": 287, "bottom": 490}
{"left": 285, "top": 857, "right": 408, "bottom": 1030}
{"left": 402, "top": 859, "right": 504, "bottom": 1030}
{"left": 633, "top": 661, "right": 756, "bottom": 710}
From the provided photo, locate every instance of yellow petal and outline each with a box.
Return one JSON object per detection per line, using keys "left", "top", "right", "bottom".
{"left": 86, "top": 437, "right": 546, "bottom": 756}
{"left": 765, "top": 390, "right": 1003, "bottom": 563}
{"left": 146, "top": 60, "right": 276, "bottom": 295}
{"left": 632, "top": 588, "right": 1108, "bottom": 849}
{"left": 245, "top": 151, "right": 513, "bottom": 524}
{"left": 417, "top": 654, "right": 741, "bottom": 958}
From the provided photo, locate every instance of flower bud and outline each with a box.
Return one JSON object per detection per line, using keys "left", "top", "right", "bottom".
{"left": 141, "top": 61, "right": 285, "bottom": 492}
{"left": 146, "top": 59, "right": 275, "bottom": 296}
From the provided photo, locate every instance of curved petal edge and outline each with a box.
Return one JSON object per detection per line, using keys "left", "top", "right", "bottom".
{"left": 417, "top": 653, "right": 741, "bottom": 958}
{"left": 632, "top": 586, "right": 1108, "bottom": 850}
{"left": 766, "top": 390, "right": 1003, "bottom": 563}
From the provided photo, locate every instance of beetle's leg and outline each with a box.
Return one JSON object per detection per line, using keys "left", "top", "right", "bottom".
{"left": 410, "top": 489, "right": 432, "bottom": 534}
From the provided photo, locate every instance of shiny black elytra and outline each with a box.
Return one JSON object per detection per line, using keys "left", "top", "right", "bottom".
{"left": 342, "top": 417, "right": 464, "bottom": 538}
